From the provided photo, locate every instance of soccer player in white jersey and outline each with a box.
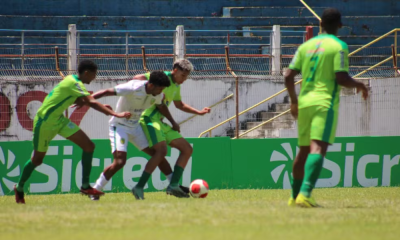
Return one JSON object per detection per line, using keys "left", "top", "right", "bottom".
{"left": 78, "top": 71, "right": 175, "bottom": 200}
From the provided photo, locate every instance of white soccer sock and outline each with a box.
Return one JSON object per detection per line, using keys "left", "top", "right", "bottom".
{"left": 167, "top": 173, "right": 173, "bottom": 182}
{"left": 93, "top": 173, "right": 108, "bottom": 191}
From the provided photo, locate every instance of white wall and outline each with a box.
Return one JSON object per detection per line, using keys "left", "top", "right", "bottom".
{"left": 0, "top": 77, "right": 287, "bottom": 141}
{"left": 1, "top": 77, "right": 399, "bottom": 142}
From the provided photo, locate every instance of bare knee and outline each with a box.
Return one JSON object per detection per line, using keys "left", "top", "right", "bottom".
{"left": 114, "top": 159, "right": 126, "bottom": 170}
{"left": 153, "top": 143, "right": 167, "bottom": 157}
{"left": 82, "top": 141, "right": 95, "bottom": 153}
{"left": 180, "top": 143, "right": 193, "bottom": 156}
{"left": 113, "top": 151, "right": 127, "bottom": 170}
{"left": 31, "top": 152, "right": 45, "bottom": 166}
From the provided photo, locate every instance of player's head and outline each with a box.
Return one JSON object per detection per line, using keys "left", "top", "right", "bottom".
{"left": 321, "top": 8, "right": 342, "bottom": 35}
{"left": 78, "top": 60, "right": 98, "bottom": 83}
{"left": 147, "top": 71, "right": 171, "bottom": 96}
{"left": 171, "top": 59, "right": 193, "bottom": 85}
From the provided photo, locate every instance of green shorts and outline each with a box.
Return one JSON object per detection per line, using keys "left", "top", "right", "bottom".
{"left": 140, "top": 116, "right": 182, "bottom": 148}
{"left": 297, "top": 105, "right": 338, "bottom": 146}
{"left": 33, "top": 115, "right": 80, "bottom": 152}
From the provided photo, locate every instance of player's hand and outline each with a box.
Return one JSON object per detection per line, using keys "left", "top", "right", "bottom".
{"left": 198, "top": 107, "right": 211, "bottom": 115}
{"left": 356, "top": 82, "right": 369, "bottom": 100}
{"left": 171, "top": 121, "right": 181, "bottom": 133}
{"left": 290, "top": 103, "right": 298, "bottom": 119}
{"left": 115, "top": 111, "right": 132, "bottom": 119}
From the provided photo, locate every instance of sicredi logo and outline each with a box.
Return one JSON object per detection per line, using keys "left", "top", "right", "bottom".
{"left": 270, "top": 143, "right": 298, "bottom": 189}
{"left": 0, "top": 147, "right": 20, "bottom": 196}
{"left": 269, "top": 142, "right": 400, "bottom": 189}
{"left": 0, "top": 144, "right": 193, "bottom": 195}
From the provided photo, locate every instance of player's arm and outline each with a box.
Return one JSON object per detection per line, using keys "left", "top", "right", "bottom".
{"left": 173, "top": 100, "right": 211, "bottom": 115}
{"left": 91, "top": 88, "right": 116, "bottom": 99}
{"left": 132, "top": 74, "right": 148, "bottom": 81}
{"left": 285, "top": 48, "right": 302, "bottom": 118}
{"left": 334, "top": 47, "right": 368, "bottom": 100}
{"left": 80, "top": 95, "right": 131, "bottom": 119}
{"left": 156, "top": 103, "right": 180, "bottom": 132}
{"left": 74, "top": 88, "right": 116, "bottom": 109}
{"left": 284, "top": 69, "right": 299, "bottom": 105}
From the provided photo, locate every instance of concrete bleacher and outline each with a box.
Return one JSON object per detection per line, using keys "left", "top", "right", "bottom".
{"left": 0, "top": 0, "right": 398, "bottom": 47}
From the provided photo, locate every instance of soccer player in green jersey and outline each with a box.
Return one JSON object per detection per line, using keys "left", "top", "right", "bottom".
{"left": 14, "top": 60, "right": 131, "bottom": 204}
{"left": 284, "top": 8, "right": 369, "bottom": 207}
{"left": 131, "top": 59, "right": 211, "bottom": 199}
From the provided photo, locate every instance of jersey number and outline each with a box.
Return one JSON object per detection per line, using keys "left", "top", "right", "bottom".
{"left": 306, "top": 42, "right": 322, "bottom": 82}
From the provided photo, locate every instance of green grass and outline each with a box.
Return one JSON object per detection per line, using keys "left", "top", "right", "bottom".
{"left": 0, "top": 188, "right": 399, "bottom": 240}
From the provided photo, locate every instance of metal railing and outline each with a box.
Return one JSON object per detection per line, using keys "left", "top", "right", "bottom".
{"left": 199, "top": 28, "right": 400, "bottom": 138}
{"left": 299, "top": 0, "right": 321, "bottom": 34}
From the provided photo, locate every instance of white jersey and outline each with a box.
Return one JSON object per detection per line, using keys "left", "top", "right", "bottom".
{"left": 109, "top": 80, "right": 163, "bottom": 128}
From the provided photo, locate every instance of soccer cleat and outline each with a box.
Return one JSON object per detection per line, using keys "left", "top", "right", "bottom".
{"left": 166, "top": 185, "right": 190, "bottom": 198}
{"left": 180, "top": 185, "right": 190, "bottom": 194}
{"left": 89, "top": 195, "right": 100, "bottom": 201}
{"left": 131, "top": 187, "right": 144, "bottom": 200}
{"left": 14, "top": 185, "right": 25, "bottom": 204}
{"left": 288, "top": 197, "right": 296, "bottom": 207}
{"left": 80, "top": 186, "right": 105, "bottom": 196}
{"left": 295, "top": 193, "right": 319, "bottom": 208}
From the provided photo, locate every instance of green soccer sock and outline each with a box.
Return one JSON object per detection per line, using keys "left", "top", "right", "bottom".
{"left": 300, "top": 153, "right": 324, "bottom": 198}
{"left": 81, "top": 151, "right": 93, "bottom": 189}
{"left": 136, "top": 171, "right": 151, "bottom": 189}
{"left": 291, "top": 178, "right": 303, "bottom": 199}
{"left": 16, "top": 160, "right": 37, "bottom": 192}
{"left": 170, "top": 165, "right": 184, "bottom": 187}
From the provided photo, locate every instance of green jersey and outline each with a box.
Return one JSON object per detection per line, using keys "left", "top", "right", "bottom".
{"left": 36, "top": 75, "right": 90, "bottom": 122}
{"left": 289, "top": 34, "right": 349, "bottom": 110}
{"left": 142, "top": 71, "right": 181, "bottom": 119}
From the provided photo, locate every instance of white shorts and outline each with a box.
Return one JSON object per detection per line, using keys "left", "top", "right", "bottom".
{"left": 109, "top": 124, "right": 149, "bottom": 152}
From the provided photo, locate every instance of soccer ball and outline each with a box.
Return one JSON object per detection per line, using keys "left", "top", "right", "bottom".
{"left": 189, "top": 179, "right": 209, "bottom": 198}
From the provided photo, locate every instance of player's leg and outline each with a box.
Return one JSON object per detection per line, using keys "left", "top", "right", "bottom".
{"left": 132, "top": 141, "right": 168, "bottom": 200}
{"left": 61, "top": 119, "right": 103, "bottom": 196}
{"left": 290, "top": 146, "right": 310, "bottom": 204}
{"left": 14, "top": 116, "right": 54, "bottom": 204}
{"left": 296, "top": 106, "right": 338, "bottom": 208}
{"left": 168, "top": 138, "right": 192, "bottom": 184}
{"left": 289, "top": 107, "right": 311, "bottom": 206}
{"left": 142, "top": 147, "right": 189, "bottom": 194}
{"left": 164, "top": 124, "right": 191, "bottom": 197}
{"left": 142, "top": 147, "right": 173, "bottom": 180}
{"left": 93, "top": 126, "right": 129, "bottom": 196}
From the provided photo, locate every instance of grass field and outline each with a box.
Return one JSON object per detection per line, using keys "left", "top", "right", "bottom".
{"left": 0, "top": 188, "right": 399, "bottom": 240}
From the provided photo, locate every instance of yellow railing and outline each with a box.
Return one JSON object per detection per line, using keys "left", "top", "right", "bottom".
{"left": 299, "top": 0, "right": 321, "bottom": 34}
{"left": 199, "top": 28, "right": 400, "bottom": 138}
{"left": 198, "top": 82, "right": 302, "bottom": 137}
{"left": 179, "top": 93, "right": 233, "bottom": 125}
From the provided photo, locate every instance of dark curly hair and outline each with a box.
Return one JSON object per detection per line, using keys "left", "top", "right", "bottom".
{"left": 321, "top": 8, "right": 342, "bottom": 33}
{"left": 78, "top": 60, "right": 98, "bottom": 74}
{"left": 149, "top": 71, "right": 171, "bottom": 87}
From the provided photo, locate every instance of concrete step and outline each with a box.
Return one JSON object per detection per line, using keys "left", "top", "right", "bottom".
{"left": 264, "top": 129, "right": 281, "bottom": 138}
{"left": 1, "top": 16, "right": 399, "bottom": 37}
{"left": 223, "top": 6, "right": 398, "bottom": 18}
{"left": 247, "top": 120, "right": 295, "bottom": 130}
{"left": 261, "top": 112, "right": 295, "bottom": 121}
{"left": 3, "top": 0, "right": 398, "bottom": 16}
{"left": 242, "top": 25, "right": 351, "bottom": 37}
{"left": 275, "top": 103, "right": 291, "bottom": 112}
{"left": 237, "top": 129, "right": 264, "bottom": 139}
{"left": 223, "top": 7, "right": 325, "bottom": 18}
{"left": 247, "top": 121, "right": 272, "bottom": 130}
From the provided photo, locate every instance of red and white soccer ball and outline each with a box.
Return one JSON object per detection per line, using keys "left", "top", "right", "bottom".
{"left": 189, "top": 179, "right": 209, "bottom": 198}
